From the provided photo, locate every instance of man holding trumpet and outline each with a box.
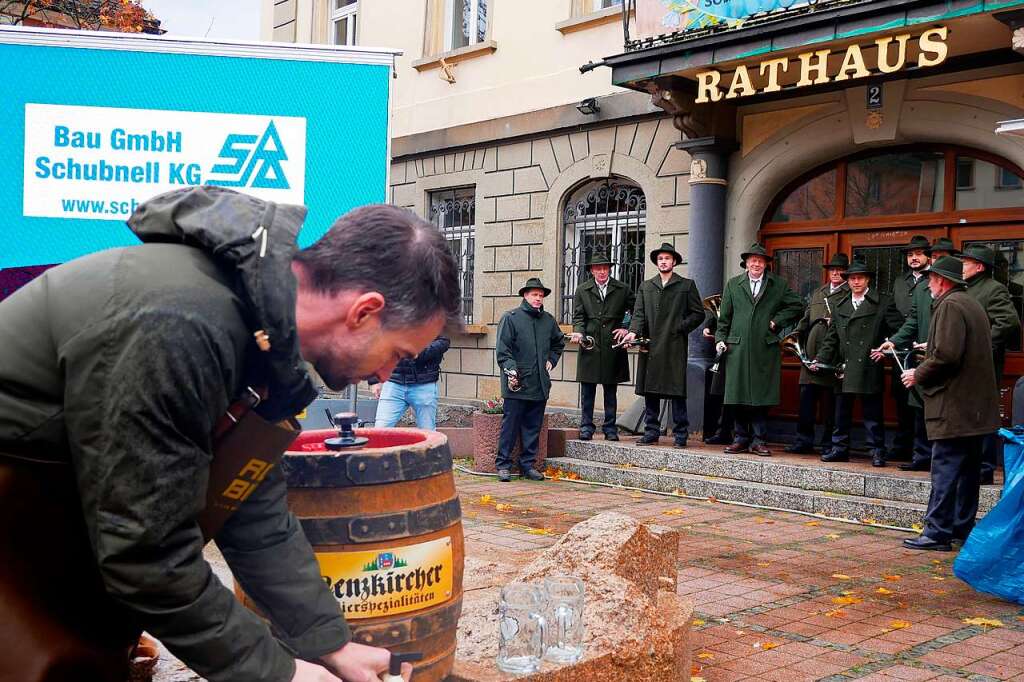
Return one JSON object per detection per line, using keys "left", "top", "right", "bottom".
{"left": 570, "top": 250, "right": 635, "bottom": 441}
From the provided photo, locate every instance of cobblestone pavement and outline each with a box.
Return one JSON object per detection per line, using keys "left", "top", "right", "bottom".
{"left": 455, "top": 470, "right": 1024, "bottom": 682}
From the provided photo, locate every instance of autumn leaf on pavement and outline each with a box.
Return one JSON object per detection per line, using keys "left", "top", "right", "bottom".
{"left": 861, "top": 518, "right": 878, "bottom": 525}
{"left": 911, "top": 523, "right": 924, "bottom": 532}
{"left": 757, "top": 562, "right": 771, "bottom": 568}
{"left": 691, "top": 619, "right": 706, "bottom": 626}
{"left": 876, "top": 587, "right": 894, "bottom": 595}
{"left": 663, "top": 508, "right": 684, "bottom": 516}
{"left": 495, "top": 503, "right": 514, "bottom": 512}
{"left": 527, "top": 527, "right": 554, "bottom": 535}
{"left": 478, "top": 495, "right": 493, "bottom": 505}
{"left": 825, "top": 609, "right": 846, "bottom": 617}
{"left": 883, "top": 574, "right": 902, "bottom": 581}
{"left": 825, "top": 533, "right": 841, "bottom": 540}
{"left": 832, "top": 596, "right": 863, "bottom": 605}
{"left": 888, "top": 620, "right": 912, "bottom": 630}
{"left": 691, "top": 677, "right": 706, "bottom": 682}
{"left": 805, "top": 521, "right": 821, "bottom": 526}
{"left": 754, "top": 641, "right": 779, "bottom": 650}
{"left": 707, "top": 496, "right": 719, "bottom": 503}
{"left": 963, "top": 617, "right": 1004, "bottom": 628}
{"left": 831, "top": 574, "right": 852, "bottom": 580}
{"left": 696, "top": 652, "right": 715, "bottom": 660}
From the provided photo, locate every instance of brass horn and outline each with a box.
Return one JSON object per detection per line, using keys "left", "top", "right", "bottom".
{"left": 702, "top": 294, "right": 722, "bottom": 318}
{"left": 564, "top": 334, "right": 596, "bottom": 351}
{"left": 781, "top": 331, "right": 844, "bottom": 374}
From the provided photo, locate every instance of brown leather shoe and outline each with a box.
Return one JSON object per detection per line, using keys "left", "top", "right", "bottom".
{"left": 723, "top": 441, "right": 749, "bottom": 454}
{"left": 750, "top": 444, "right": 772, "bottom": 457}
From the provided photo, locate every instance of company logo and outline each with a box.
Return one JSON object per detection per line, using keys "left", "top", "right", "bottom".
{"left": 208, "top": 121, "right": 290, "bottom": 190}
{"left": 362, "top": 552, "right": 408, "bottom": 572}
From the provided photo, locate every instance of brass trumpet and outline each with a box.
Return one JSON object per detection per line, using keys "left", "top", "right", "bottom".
{"left": 564, "top": 333, "right": 596, "bottom": 351}
{"left": 702, "top": 294, "right": 722, "bottom": 318}
{"left": 780, "top": 331, "right": 844, "bottom": 375}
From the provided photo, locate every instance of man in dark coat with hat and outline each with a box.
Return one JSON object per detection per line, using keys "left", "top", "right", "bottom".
{"left": 813, "top": 261, "right": 903, "bottom": 466}
{"left": 571, "top": 251, "right": 635, "bottom": 440}
{"left": 928, "top": 236, "right": 960, "bottom": 260}
{"left": 880, "top": 235, "right": 933, "bottom": 470}
{"left": 962, "top": 244, "right": 1021, "bottom": 484}
{"left": 901, "top": 256, "right": 1001, "bottom": 551}
{"left": 785, "top": 253, "right": 850, "bottom": 454}
{"left": 622, "top": 242, "right": 704, "bottom": 446}
{"left": 495, "top": 278, "right": 565, "bottom": 482}
{"left": 716, "top": 244, "right": 803, "bottom": 456}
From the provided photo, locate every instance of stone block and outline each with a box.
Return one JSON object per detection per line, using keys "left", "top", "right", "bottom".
{"left": 588, "top": 125, "right": 616, "bottom": 158}
{"left": 445, "top": 372, "right": 477, "bottom": 399}
{"left": 391, "top": 182, "right": 416, "bottom": 208}
{"left": 513, "top": 166, "right": 547, "bottom": 193}
{"left": 492, "top": 296, "right": 523, "bottom": 317}
{"left": 477, "top": 376, "right": 500, "bottom": 400}
{"left": 548, "top": 380, "right": 580, "bottom": 407}
{"left": 658, "top": 144, "right": 690, "bottom": 177}
{"left": 614, "top": 123, "right": 637, "bottom": 156}
{"left": 495, "top": 194, "right": 530, "bottom": 221}
{"left": 532, "top": 139, "right": 559, "bottom": 189}
{"left": 483, "top": 146, "right": 497, "bottom": 172}
{"left": 675, "top": 176, "right": 691, "bottom": 205}
{"left": 390, "top": 160, "right": 407, "bottom": 185}
{"left": 478, "top": 271, "right": 511, "bottom": 297}
{"left": 479, "top": 220, "right": 510, "bottom": 247}
{"left": 561, "top": 349, "right": 577, "bottom": 378}
{"left": 569, "top": 132, "right": 589, "bottom": 162}
{"left": 762, "top": 463, "right": 865, "bottom": 496}
{"left": 461, "top": 348, "right": 494, "bottom": 375}
{"left": 482, "top": 169, "right": 513, "bottom": 197}
{"left": 445, "top": 153, "right": 456, "bottom": 174}
{"left": 551, "top": 134, "right": 574, "bottom": 172}
{"left": 864, "top": 474, "right": 931, "bottom": 504}
{"left": 493, "top": 244, "right": 530, "bottom": 271}
{"left": 512, "top": 219, "right": 545, "bottom": 245}
{"left": 440, "top": 349, "right": 461, "bottom": 373}
{"left": 477, "top": 196, "right": 497, "bottom": 224}
{"left": 646, "top": 118, "right": 681, "bottom": 175}
{"left": 528, "top": 244, "right": 545, "bottom": 270}
{"left": 529, "top": 192, "right": 547, "bottom": 219}
{"left": 630, "top": 120, "right": 659, "bottom": 163}
{"left": 547, "top": 427, "right": 579, "bottom": 458}
{"left": 497, "top": 141, "right": 532, "bottom": 170}
{"left": 437, "top": 426, "right": 473, "bottom": 457}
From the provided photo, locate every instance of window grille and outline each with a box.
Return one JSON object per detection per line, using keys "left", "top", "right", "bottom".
{"left": 429, "top": 187, "right": 475, "bottom": 324}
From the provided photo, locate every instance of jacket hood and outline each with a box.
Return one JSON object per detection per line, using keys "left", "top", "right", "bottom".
{"left": 127, "top": 185, "right": 317, "bottom": 419}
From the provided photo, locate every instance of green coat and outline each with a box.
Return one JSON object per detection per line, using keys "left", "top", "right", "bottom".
{"left": 816, "top": 290, "right": 904, "bottom": 395}
{"left": 628, "top": 273, "right": 704, "bottom": 397}
{"left": 966, "top": 272, "right": 1021, "bottom": 381}
{"left": 716, "top": 272, "right": 804, "bottom": 406}
{"left": 796, "top": 282, "right": 849, "bottom": 387}
{"left": 496, "top": 300, "right": 565, "bottom": 401}
{"left": 915, "top": 289, "right": 1002, "bottom": 440}
{"left": 890, "top": 271, "right": 932, "bottom": 347}
{"left": 572, "top": 277, "right": 634, "bottom": 385}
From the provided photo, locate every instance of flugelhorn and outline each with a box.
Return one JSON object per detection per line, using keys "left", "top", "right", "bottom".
{"left": 702, "top": 294, "right": 722, "bottom": 319}
{"left": 780, "top": 331, "right": 844, "bottom": 375}
{"left": 564, "top": 333, "right": 596, "bottom": 351}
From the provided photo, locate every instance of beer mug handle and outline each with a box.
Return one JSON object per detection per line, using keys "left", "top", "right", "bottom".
{"left": 532, "top": 613, "right": 547, "bottom": 658}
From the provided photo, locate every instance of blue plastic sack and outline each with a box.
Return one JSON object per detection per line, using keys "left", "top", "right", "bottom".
{"left": 953, "top": 427, "right": 1024, "bottom": 604}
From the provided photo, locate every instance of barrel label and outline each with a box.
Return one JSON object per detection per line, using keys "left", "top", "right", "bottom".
{"left": 318, "top": 537, "right": 454, "bottom": 619}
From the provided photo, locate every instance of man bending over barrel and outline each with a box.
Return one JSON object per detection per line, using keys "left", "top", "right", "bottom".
{"left": 0, "top": 187, "right": 461, "bottom": 682}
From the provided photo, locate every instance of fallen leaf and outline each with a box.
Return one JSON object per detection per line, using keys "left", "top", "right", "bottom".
{"left": 832, "top": 596, "right": 863, "bottom": 605}
{"left": 876, "top": 587, "right": 894, "bottom": 595}
{"left": 757, "top": 562, "right": 771, "bottom": 568}
{"left": 883, "top": 574, "right": 902, "bottom": 582}
{"left": 707, "top": 496, "right": 719, "bottom": 503}
{"left": 805, "top": 521, "right": 821, "bottom": 526}
{"left": 761, "top": 642, "right": 779, "bottom": 650}
{"left": 963, "top": 617, "right": 1004, "bottom": 628}
{"left": 825, "top": 533, "right": 841, "bottom": 540}
{"left": 911, "top": 523, "right": 924, "bottom": 532}
{"left": 495, "top": 503, "right": 514, "bottom": 512}
{"left": 839, "top": 590, "right": 856, "bottom": 596}
{"left": 691, "top": 677, "right": 706, "bottom": 682}
{"left": 477, "top": 495, "right": 493, "bottom": 505}
{"left": 888, "top": 620, "right": 912, "bottom": 630}
{"left": 755, "top": 517, "right": 775, "bottom": 524}
{"left": 861, "top": 518, "right": 878, "bottom": 525}
{"left": 663, "top": 508, "right": 685, "bottom": 516}
{"left": 690, "top": 664, "right": 702, "bottom": 676}
{"left": 691, "top": 619, "right": 706, "bottom": 626}
{"left": 696, "top": 652, "right": 715, "bottom": 660}
{"left": 629, "top": 493, "right": 644, "bottom": 499}
{"left": 672, "top": 488, "right": 684, "bottom": 496}
{"left": 825, "top": 609, "right": 846, "bottom": 617}
{"left": 526, "top": 527, "right": 554, "bottom": 535}
{"left": 831, "top": 574, "right": 852, "bottom": 580}
{"left": 931, "top": 576, "right": 945, "bottom": 581}
{"left": 931, "top": 559, "right": 943, "bottom": 565}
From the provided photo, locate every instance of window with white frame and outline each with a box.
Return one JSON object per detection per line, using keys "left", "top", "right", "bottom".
{"left": 331, "top": 0, "right": 357, "bottom": 46}
{"left": 594, "top": 0, "right": 623, "bottom": 9}
{"left": 429, "top": 187, "right": 476, "bottom": 324}
{"left": 444, "top": 0, "right": 488, "bottom": 51}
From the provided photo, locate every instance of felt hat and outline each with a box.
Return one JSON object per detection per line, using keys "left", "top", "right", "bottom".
{"left": 587, "top": 250, "right": 614, "bottom": 267}
{"left": 901, "top": 235, "right": 931, "bottom": 253}
{"left": 924, "top": 256, "right": 966, "bottom": 286}
{"left": 960, "top": 244, "right": 995, "bottom": 269}
{"left": 927, "top": 237, "right": 961, "bottom": 256}
{"left": 823, "top": 253, "right": 850, "bottom": 270}
{"left": 740, "top": 243, "right": 772, "bottom": 269}
{"left": 649, "top": 242, "right": 682, "bottom": 266}
{"left": 844, "top": 260, "right": 874, "bottom": 277}
{"left": 518, "top": 277, "right": 552, "bottom": 297}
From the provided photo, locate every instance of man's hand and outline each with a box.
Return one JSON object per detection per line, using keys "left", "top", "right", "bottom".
{"left": 292, "top": 660, "right": 342, "bottom": 682}
{"left": 876, "top": 340, "right": 896, "bottom": 353}
{"left": 715, "top": 341, "right": 727, "bottom": 355}
{"left": 569, "top": 332, "right": 583, "bottom": 344}
{"left": 901, "top": 368, "right": 917, "bottom": 388}
{"left": 913, "top": 341, "right": 927, "bottom": 351}
{"left": 612, "top": 328, "right": 628, "bottom": 343}
{"left": 768, "top": 320, "right": 777, "bottom": 332}
{"left": 808, "top": 359, "right": 820, "bottom": 373}
{"left": 371, "top": 384, "right": 382, "bottom": 400}
{"left": 702, "top": 328, "right": 714, "bottom": 340}
{"left": 320, "top": 642, "right": 412, "bottom": 682}
{"left": 622, "top": 332, "right": 637, "bottom": 345}
{"left": 545, "top": 361, "right": 553, "bottom": 373}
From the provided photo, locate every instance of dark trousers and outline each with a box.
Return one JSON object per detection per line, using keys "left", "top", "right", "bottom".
{"left": 733, "top": 406, "right": 768, "bottom": 445}
{"left": 643, "top": 394, "right": 689, "bottom": 441}
{"left": 891, "top": 381, "right": 916, "bottom": 458}
{"left": 794, "top": 384, "right": 836, "bottom": 448}
{"left": 923, "top": 436, "right": 984, "bottom": 542}
{"left": 908, "top": 407, "right": 933, "bottom": 466}
{"left": 496, "top": 397, "right": 546, "bottom": 472}
{"left": 580, "top": 383, "right": 618, "bottom": 437}
{"left": 831, "top": 393, "right": 885, "bottom": 456}
{"left": 980, "top": 432, "right": 999, "bottom": 480}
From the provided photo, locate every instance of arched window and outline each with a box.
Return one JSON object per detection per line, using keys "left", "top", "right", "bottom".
{"left": 560, "top": 179, "right": 646, "bottom": 323}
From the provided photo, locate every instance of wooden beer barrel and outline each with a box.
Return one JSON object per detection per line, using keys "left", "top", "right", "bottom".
{"left": 279, "top": 428, "right": 464, "bottom": 682}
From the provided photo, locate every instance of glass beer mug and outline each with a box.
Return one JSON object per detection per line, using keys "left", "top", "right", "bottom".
{"left": 497, "top": 583, "right": 547, "bottom": 674}
{"left": 543, "top": 575, "right": 585, "bottom": 664}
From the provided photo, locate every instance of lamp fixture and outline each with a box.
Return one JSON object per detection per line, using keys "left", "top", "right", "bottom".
{"left": 576, "top": 97, "right": 601, "bottom": 116}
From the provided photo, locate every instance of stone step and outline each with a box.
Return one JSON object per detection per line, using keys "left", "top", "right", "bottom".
{"left": 554, "top": 457, "right": 932, "bottom": 529}
{"left": 564, "top": 440, "right": 1001, "bottom": 512}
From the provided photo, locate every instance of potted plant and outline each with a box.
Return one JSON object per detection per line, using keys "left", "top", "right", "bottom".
{"left": 472, "top": 397, "right": 549, "bottom": 473}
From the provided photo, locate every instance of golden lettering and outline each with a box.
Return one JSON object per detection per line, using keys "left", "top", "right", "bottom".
{"left": 875, "top": 33, "right": 910, "bottom": 73}
{"left": 918, "top": 26, "right": 949, "bottom": 68}
{"left": 833, "top": 44, "right": 870, "bottom": 81}
{"left": 239, "top": 458, "right": 270, "bottom": 481}
{"left": 223, "top": 478, "right": 255, "bottom": 501}
{"left": 758, "top": 57, "right": 789, "bottom": 93}
{"left": 725, "top": 65, "right": 756, "bottom": 99}
{"left": 695, "top": 70, "right": 723, "bottom": 103}
{"left": 796, "top": 49, "right": 832, "bottom": 87}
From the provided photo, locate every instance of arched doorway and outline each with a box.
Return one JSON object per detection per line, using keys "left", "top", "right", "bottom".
{"left": 560, "top": 178, "right": 647, "bottom": 323}
{"left": 761, "top": 144, "right": 1024, "bottom": 422}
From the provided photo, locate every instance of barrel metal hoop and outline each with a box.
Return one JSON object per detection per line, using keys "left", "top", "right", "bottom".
{"left": 282, "top": 444, "right": 453, "bottom": 487}
{"left": 299, "top": 498, "right": 462, "bottom": 545}
{"left": 350, "top": 596, "right": 463, "bottom": 648}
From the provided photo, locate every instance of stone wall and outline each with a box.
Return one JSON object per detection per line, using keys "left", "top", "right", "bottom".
{"left": 390, "top": 116, "right": 694, "bottom": 407}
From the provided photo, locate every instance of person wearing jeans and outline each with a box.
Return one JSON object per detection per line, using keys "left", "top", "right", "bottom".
{"left": 371, "top": 335, "right": 450, "bottom": 429}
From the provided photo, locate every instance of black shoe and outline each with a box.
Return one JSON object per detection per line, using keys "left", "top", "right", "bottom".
{"left": 821, "top": 450, "right": 849, "bottom": 462}
{"left": 980, "top": 471, "right": 995, "bottom": 486}
{"left": 579, "top": 431, "right": 593, "bottom": 441}
{"left": 498, "top": 469, "right": 511, "bottom": 483}
{"left": 724, "top": 441, "right": 750, "bottom": 454}
{"left": 704, "top": 433, "right": 732, "bottom": 445}
{"left": 903, "top": 536, "right": 952, "bottom": 551}
{"left": 522, "top": 468, "right": 545, "bottom": 481}
{"left": 637, "top": 434, "right": 660, "bottom": 445}
{"left": 674, "top": 439, "right": 687, "bottom": 449}
{"left": 604, "top": 432, "right": 620, "bottom": 441}
{"left": 898, "top": 461, "right": 930, "bottom": 472}
{"left": 784, "top": 443, "right": 816, "bottom": 454}
{"left": 872, "top": 451, "right": 887, "bottom": 468}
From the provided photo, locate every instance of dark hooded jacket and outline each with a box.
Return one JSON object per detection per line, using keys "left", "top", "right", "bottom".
{"left": 0, "top": 187, "right": 346, "bottom": 681}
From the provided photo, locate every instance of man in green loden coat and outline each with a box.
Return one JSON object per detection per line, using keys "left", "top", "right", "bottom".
{"left": 571, "top": 251, "right": 635, "bottom": 441}
{"left": 879, "top": 235, "right": 933, "bottom": 471}
{"left": 622, "top": 242, "right": 704, "bottom": 446}
{"left": 495, "top": 278, "right": 566, "bottom": 482}
{"left": 0, "top": 189, "right": 457, "bottom": 682}
{"left": 901, "top": 257, "right": 1002, "bottom": 551}
{"left": 716, "top": 244, "right": 804, "bottom": 456}
{"left": 813, "top": 261, "right": 904, "bottom": 467}
{"left": 785, "top": 252, "right": 849, "bottom": 455}
{"left": 962, "top": 244, "right": 1021, "bottom": 484}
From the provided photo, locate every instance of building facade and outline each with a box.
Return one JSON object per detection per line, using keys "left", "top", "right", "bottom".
{"left": 264, "top": 0, "right": 1024, "bottom": 424}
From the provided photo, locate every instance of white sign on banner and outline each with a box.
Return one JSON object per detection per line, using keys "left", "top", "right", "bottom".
{"left": 23, "top": 103, "right": 307, "bottom": 221}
